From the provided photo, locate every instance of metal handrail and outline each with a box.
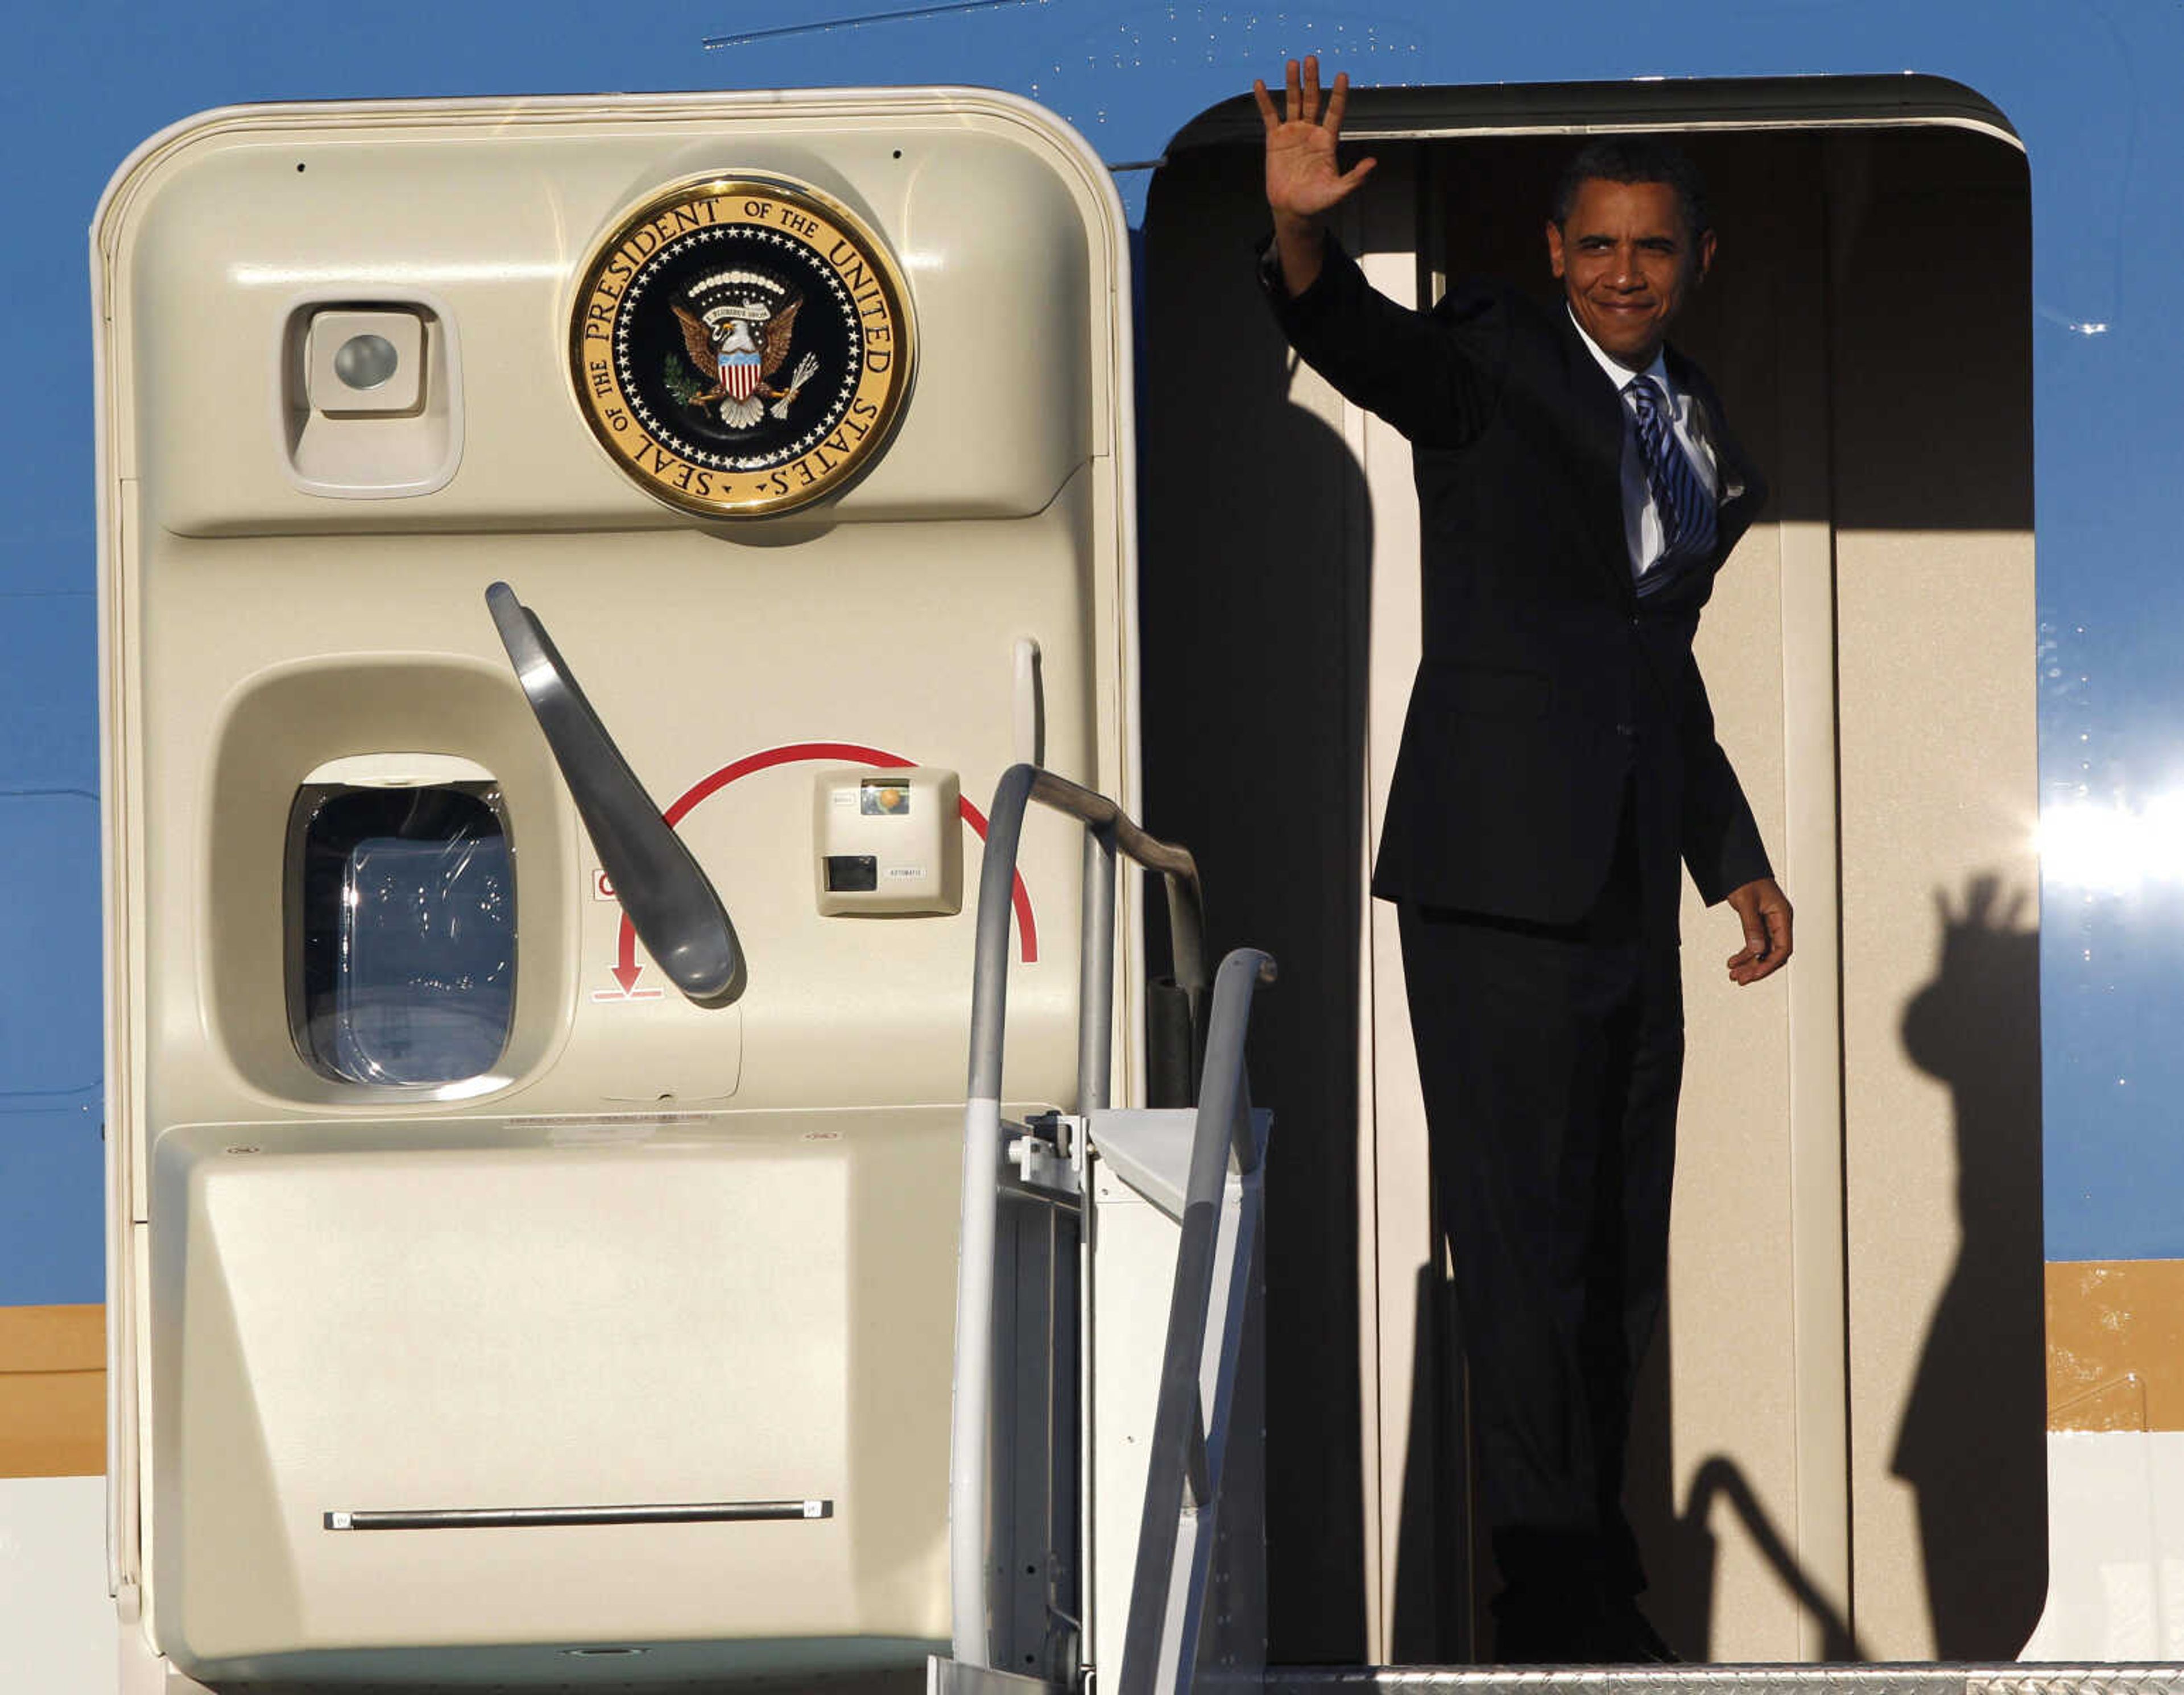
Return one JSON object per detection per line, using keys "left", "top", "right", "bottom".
{"left": 950, "top": 763, "right": 1212, "bottom": 1671}
{"left": 1117, "top": 946, "right": 1274, "bottom": 1695}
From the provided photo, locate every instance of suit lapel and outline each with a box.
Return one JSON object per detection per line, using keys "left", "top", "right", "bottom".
{"left": 1555, "top": 308, "right": 1640, "bottom": 607}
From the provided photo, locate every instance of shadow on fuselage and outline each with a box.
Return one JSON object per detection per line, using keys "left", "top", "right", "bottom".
{"left": 1891, "top": 874, "right": 2046, "bottom": 1659}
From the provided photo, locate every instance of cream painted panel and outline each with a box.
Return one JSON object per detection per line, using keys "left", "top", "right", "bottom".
{"left": 1668, "top": 508, "right": 1806, "bottom": 1661}
{"left": 101, "top": 101, "right": 1128, "bottom": 1192}
{"left": 125, "top": 496, "right": 1095, "bottom": 1186}
{"left": 1830, "top": 144, "right": 2040, "bottom": 1663}
{"left": 1334, "top": 163, "right": 1439, "bottom": 1664}
{"left": 1838, "top": 524, "right": 2040, "bottom": 1659}
{"left": 150, "top": 1110, "right": 959, "bottom": 1675}
{"left": 1663, "top": 150, "right": 1851, "bottom": 1661}
{"left": 105, "top": 97, "right": 1103, "bottom": 532}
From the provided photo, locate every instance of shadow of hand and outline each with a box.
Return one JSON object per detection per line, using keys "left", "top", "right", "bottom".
{"left": 1901, "top": 873, "right": 2037, "bottom": 1081}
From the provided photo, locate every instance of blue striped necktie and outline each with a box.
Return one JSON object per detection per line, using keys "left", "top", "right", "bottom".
{"left": 1625, "top": 374, "right": 1716, "bottom": 594}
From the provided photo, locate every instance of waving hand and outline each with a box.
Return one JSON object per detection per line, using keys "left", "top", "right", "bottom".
{"left": 1254, "top": 56, "right": 1377, "bottom": 224}
{"left": 1254, "top": 57, "right": 1375, "bottom": 295}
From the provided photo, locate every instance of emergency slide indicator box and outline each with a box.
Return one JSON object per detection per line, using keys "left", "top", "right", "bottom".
{"left": 813, "top": 768, "right": 961, "bottom": 916}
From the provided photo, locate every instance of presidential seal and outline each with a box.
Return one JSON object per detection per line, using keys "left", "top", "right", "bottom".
{"left": 569, "top": 175, "right": 914, "bottom": 518}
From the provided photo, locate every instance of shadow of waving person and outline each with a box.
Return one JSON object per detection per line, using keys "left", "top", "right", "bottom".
{"left": 1892, "top": 874, "right": 2046, "bottom": 1658}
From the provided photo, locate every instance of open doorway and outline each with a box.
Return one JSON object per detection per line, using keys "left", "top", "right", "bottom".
{"left": 1138, "top": 85, "right": 2037, "bottom": 1665}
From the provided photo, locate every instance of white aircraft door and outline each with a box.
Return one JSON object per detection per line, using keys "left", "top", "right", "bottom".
{"left": 95, "top": 88, "right": 1140, "bottom": 1690}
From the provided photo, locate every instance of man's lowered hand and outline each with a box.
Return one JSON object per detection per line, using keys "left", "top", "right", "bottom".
{"left": 1724, "top": 876, "right": 1793, "bottom": 985}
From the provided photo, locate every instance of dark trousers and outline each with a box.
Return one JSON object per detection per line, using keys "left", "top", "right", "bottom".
{"left": 1396, "top": 798, "right": 1684, "bottom": 1609}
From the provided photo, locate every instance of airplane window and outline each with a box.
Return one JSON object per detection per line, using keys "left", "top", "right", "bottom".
{"left": 286, "top": 781, "right": 515, "bottom": 1087}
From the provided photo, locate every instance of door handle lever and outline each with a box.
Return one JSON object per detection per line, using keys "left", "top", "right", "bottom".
{"left": 486, "top": 582, "right": 745, "bottom": 1006}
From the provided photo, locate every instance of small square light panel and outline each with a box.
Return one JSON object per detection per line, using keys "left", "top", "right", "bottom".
{"left": 308, "top": 308, "right": 424, "bottom": 416}
{"left": 813, "top": 767, "right": 961, "bottom": 916}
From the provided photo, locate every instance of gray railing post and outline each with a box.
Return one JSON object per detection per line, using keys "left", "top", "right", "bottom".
{"left": 1077, "top": 828, "right": 1118, "bottom": 1116}
{"left": 950, "top": 765, "right": 1211, "bottom": 1671}
{"left": 1116, "top": 947, "right": 1273, "bottom": 1695}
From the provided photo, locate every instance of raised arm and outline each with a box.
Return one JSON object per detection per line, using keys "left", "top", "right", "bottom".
{"left": 1252, "top": 56, "right": 1377, "bottom": 296}
{"left": 1253, "top": 57, "right": 1505, "bottom": 447}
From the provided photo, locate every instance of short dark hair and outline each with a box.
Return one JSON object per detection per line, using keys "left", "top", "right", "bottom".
{"left": 1551, "top": 136, "right": 1711, "bottom": 239}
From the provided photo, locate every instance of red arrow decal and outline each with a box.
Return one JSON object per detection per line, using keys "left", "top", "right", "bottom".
{"left": 607, "top": 741, "right": 1038, "bottom": 994}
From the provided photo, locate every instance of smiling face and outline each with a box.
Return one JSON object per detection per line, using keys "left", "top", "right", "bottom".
{"left": 1546, "top": 177, "right": 1715, "bottom": 371}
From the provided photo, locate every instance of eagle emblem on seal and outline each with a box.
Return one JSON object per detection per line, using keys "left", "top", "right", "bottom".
{"left": 570, "top": 174, "right": 916, "bottom": 517}
{"left": 671, "top": 269, "right": 822, "bottom": 429}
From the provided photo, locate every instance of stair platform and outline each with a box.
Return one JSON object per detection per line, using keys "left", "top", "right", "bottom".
{"left": 1267, "top": 1668, "right": 2184, "bottom": 1695}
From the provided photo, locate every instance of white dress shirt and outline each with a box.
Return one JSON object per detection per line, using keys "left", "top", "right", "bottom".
{"left": 1567, "top": 307, "right": 1719, "bottom": 582}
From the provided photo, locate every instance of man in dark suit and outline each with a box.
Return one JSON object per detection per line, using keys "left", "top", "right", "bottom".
{"left": 1252, "top": 57, "right": 1794, "bottom": 1663}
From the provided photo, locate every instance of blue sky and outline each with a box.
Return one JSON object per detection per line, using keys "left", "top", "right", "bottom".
{"left": 6, "top": 1, "right": 2184, "bottom": 1297}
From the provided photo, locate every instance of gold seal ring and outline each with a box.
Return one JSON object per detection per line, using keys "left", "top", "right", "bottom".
{"left": 568, "top": 173, "right": 915, "bottom": 519}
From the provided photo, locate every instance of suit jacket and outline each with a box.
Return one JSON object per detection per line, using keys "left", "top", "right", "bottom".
{"left": 1264, "top": 238, "right": 1773, "bottom": 926}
